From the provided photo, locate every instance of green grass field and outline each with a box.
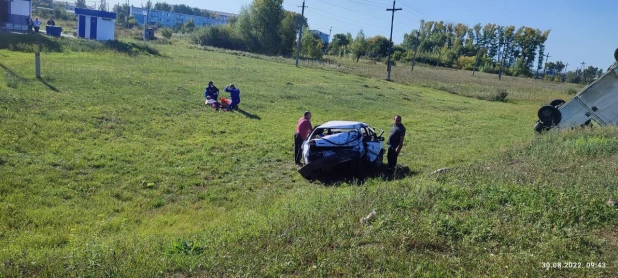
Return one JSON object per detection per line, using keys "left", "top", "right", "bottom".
{"left": 0, "top": 33, "right": 616, "bottom": 277}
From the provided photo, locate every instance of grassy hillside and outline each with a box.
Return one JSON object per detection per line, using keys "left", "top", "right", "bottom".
{"left": 0, "top": 34, "right": 615, "bottom": 277}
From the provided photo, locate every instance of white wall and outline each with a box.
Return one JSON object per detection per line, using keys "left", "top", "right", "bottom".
{"left": 79, "top": 15, "right": 116, "bottom": 41}
{"left": 10, "top": 0, "right": 31, "bottom": 16}
{"left": 97, "top": 18, "right": 115, "bottom": 41}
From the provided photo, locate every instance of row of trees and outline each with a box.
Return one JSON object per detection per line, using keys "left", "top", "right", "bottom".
{"left": 396, "top": 20, "right": 552, "bottom": 77}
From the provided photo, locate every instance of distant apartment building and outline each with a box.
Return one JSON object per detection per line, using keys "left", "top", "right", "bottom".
{"left": 51, "top": 1, "right": 96, "bottom": 12}
{"left": 130, "top": 6, "right": 230, "bottom": 28}
{"left": 310, "top": 30, "right": 330, "bottom": 45}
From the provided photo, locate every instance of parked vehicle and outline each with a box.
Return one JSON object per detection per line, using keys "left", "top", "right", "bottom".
{"left": 298, "top": 121, "right": 385, "bottom": 180}
{"left": 534, "top": 48, "right": 618, "bottom": 133}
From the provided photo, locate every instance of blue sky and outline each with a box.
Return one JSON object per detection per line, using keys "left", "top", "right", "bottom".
{"left": 110, "top": 0, "right": 617, "bottom": 70}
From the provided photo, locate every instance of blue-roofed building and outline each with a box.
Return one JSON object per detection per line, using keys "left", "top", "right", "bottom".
{"left": 130, "top": 6, "right": 228, "bottom": 28}
{"left": 310, "top": 30, "right": 330, "bottom": 45}
{"left": 0, "top": 0, "right": 32, "bottom": 32}
{"left": 75, "top": 8, "right": 116, "bottom": 40}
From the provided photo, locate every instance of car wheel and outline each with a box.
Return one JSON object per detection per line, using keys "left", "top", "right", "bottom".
{"left": 538, "top": 105, "right": 562, "bottom": 126}
{"left": 550, "top": 99, "right": 566, "bottom": 107}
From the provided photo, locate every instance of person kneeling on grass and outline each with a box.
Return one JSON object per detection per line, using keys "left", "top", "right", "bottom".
{"left": 224, "top": 84, "right": 240, "bottom": 111}
{"left": 205, "top": 96, "right": 221, "bottom": 111}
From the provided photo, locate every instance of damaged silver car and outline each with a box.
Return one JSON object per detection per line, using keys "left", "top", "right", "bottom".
{"left": 298, "top": 121, "right": 385, "bottom": 180}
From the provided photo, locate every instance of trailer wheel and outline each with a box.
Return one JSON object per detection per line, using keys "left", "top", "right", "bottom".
{"left": 615, "top": 47, "right": 618, "bottom": 62}
{"left": 550, "top": 99, "right": 566, "bottom": 107}
{"left": 538, "top": 105, "right": 562, "bottom": 126}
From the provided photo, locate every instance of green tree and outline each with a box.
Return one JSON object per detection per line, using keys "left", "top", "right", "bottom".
{"left": 154, "top": 2, "right": 172, "bottom": 11}
{"left": 350, "top": 30, "right": 367, "bottom": 62}
{"left": 232, "top": 6, "right": 260, "bottom": 52}
{"left": 76, "top": 0, "right": 87, "bottom": 8}
{"left": 98, "top": 0, "right": 107, "bottom": 11}
{"left": 279, "top": 10, "right": 304, "bottom": 55}
{"left": 300, "top": 27, "right": 323, "bottom": 59}
{"left": 181, "top": 19, "right": 196, "bottom": 33}
{"left": 365, "top": 35, "right": 391, "bottom": 60}
{"left": 172, "top": 4, "right": 194, "bottom": 15}
{"left": 113, "top": 3, "right": 131, "bottom": 26}
{"left": 249, "top": 0, "right": 285, "bottom": 54}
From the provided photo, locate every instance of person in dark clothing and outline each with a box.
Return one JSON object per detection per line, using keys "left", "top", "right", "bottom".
{"left": 294, "top": 111, "right": 312, "bottom": 164}
{"left": 224, "top": 84, "right": 241, "bottom": 111}
{"left": 204, "top": 81, "right": 219, "bottom": 102}
{"left": 387, "top": 115, "right": 406, "bottom": 172}
{"left": 47, "top": 17, "right": 56, "bottom": 26}
{"left": 25, "top": 15, "right": 33, "bottom": 34}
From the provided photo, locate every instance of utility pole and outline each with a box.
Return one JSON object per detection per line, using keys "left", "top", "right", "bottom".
{"left": 499, "top": 42, "right": 508, "bottom": 81}
{"left": 127, "top": 0, "right": 130, "bottom": 29}
{"left": 295, "top": 0, "right": 307, "bottom": 67}
{"left": 328, "top": 26, "right": 332, "bottom": 43}
{"left": 386, "top": 0, "right": 401, "bottom": 81}
{"left": 541, "top": 52, "right": 550, "bottom": 76}
{"left": 580, "top": 61, "right": 586, "bottom": 83}
{"left": 410, "top": 30, "right": 420, "bottom": 73}
{"left": 35, "top": 42, "right": 41, "bottom": 78}
{"left": 325, "top": 26, "right": 332, "bottom": 55}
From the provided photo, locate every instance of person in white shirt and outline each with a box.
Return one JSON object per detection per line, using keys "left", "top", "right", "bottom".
{"left": 33, "top": 18, "right": 41, "bottom": 33}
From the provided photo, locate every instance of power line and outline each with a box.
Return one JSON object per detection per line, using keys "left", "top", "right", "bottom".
{"left": 315, "top": 0, "right": 386, "bottom": 21}
{"left": 399, "top": 0, "right": 431, "bottom": 19}
{"left": 344, "top": 0, "right": 387, "bottom": 9}
{"left": 358, "top": 0, "right": 388, "bottom": 6}
{"left": 309, "top": 7, "right": 387, "bottom": 30}
{"left": 307, "top": 9, "right": 385, "bottom": 31}
{"left": 397, "top": 12, "right": 416, "bottom": 23}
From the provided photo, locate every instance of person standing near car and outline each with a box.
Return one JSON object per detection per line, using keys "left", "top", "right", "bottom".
{"left": 387, "top": 115, "right": 406, "bottom": 172}
{"left": 294, "top": 111, "right": 312, "bottom": 165}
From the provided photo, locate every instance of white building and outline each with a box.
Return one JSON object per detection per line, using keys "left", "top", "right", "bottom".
{"left": 75, "top": 8, "right": 116, "bottom": 41}
{"left": 0, "top": 0, "right": 33, "bottom": 32}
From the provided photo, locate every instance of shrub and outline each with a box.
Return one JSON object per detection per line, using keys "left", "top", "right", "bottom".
{"left": 161, "top": 28, "right": 173, "bottom": 39}
{"left": 191, "top": 26, "right": 244, "bottom": 51}
{"left": 491, "top": 89, "right": 508, "bottom": 102}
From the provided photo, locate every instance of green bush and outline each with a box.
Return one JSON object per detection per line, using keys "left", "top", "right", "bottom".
{"left": 161, "top": 28, "right": 173, "bottom": 39}
{"left": 491, "top": 89, "right": 508, "bottom": 102}
{"left": 191, "top": 25, "right": 244, "bottom": 51}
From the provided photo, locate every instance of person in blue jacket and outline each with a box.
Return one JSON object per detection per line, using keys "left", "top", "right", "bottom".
{"left": 224, "top": 84, "right": 241, "bottom": 111}
{"left": 204, "top": 81, "right": 219, "bottom": 103}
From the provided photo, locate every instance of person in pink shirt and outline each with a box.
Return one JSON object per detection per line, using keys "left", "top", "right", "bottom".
{"left": 294, "top": 111, "right": 312, "bottom": 164}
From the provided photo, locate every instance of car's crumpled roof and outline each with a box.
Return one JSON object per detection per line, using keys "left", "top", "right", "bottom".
{"left": 317, "top": 121, "right": 367, "bottom": 129}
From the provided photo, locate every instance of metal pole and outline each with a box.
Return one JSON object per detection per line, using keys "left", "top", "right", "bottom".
{"left": 35, "top": 42, "right": 41, "bottom": 78}
{"left": 295, "top": 0, "right": 306, "bottom": 67}
{"left": 386, "top": 1, "right": 401, "bottom": 81}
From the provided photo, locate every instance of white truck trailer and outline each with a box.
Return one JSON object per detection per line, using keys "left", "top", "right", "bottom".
{"left": 534, "top": 48, "right": 618, "bottom": 133}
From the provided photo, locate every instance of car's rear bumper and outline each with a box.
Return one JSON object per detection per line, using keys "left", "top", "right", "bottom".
{"left": 298, "top": 150, "right": 361, "bottom": 179}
